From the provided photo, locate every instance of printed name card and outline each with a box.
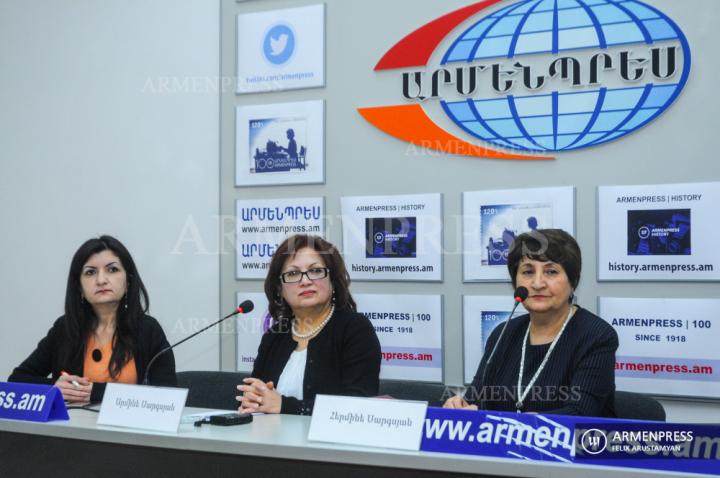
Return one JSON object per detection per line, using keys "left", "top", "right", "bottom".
{"left": 0, "top": 381, "right": 68, "bottom": 422}
{"left": 97, "top": 383, "right": 188, "bottom": 433}
{"left": 308, "top": 394, "right": 427, "bottom": 451}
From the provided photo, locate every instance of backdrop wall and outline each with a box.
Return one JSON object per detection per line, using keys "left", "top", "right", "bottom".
{"left": 220, "top": 0, "right": 720, "bottom": 422}
{"left": 0, "top": 0, "right": 221, "bottom": 378}
{"left": 1, "top": 0, "right": 715, "bottom": 424}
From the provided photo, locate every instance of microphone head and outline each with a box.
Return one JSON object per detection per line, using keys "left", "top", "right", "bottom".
{"left": 237, "top": 300, "right": 255, "bottom": 314}
{"left": 514, "top": 286, "right": 529, "bottom": 302}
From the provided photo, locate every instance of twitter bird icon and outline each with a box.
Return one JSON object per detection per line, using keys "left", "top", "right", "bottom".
{"left": 270, "top": 34, "right": 288, "bottom": 56}
{"left": 263, "top": 24, "right": 295, "bottom": 65}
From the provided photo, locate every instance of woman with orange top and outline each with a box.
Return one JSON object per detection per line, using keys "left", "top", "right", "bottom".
{"left": 9, "top": 235, "right": 176, "bottom": 403}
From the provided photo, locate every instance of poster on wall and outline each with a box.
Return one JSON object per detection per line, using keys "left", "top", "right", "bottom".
{"left": 462, "top": 296, "right": 527, "bottom": 384}
{"left": 599, "top": 297, "right": 720, "bottom": 399}
{"left": 236, "top": 4, "right": 324, "bottom": 93}
{"left": 598, "top": 182, "right": 720, "bottom": 281}
{"left": 236, "top": 293, "right": 271, "bottom": 372}
{"left": 340, "top": 193, "right": 442, "bottom": 281}
{"left": 236, "top": 197, "right": 324, "bottom": 279}
{"left": 236, "top": 100, "right": 324, "bottom": 186}
{"left": 355, "top": 294, "right": 443, "bottom": 383}
{"left": 463, "top": 187, "right": 575, "bottom": 282}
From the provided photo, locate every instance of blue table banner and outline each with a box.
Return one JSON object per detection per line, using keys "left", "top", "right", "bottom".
{"left": 0, "top": 381, "right": 69, "bottom": 422}
{"left": 421, "top": 407, "right": 719, "bottom": 476}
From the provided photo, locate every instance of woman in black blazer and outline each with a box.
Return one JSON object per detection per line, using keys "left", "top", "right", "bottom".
{"left": 9, "top": 235, "right": 176, "bottom": 403}
{"left": 445, "top": 229, "right": 618, "bottom": 417}
{"left": 237, "top": 235, "right": 381, "bottom": 415}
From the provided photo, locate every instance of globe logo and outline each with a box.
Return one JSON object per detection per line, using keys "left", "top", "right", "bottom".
{"left": 440, "top": 0, "right": 691, "bottom": 152}
{"left": 263, "top": 23, "right": 295, "bottom": 66}
{"left": 638, "top": 225, "right": 651, "bottom": 239}
{"left": 374, "top": 232, "right": 385, "bottom": 244}
{"left": 359, "top": 0, "right": 692, "bottom": 159}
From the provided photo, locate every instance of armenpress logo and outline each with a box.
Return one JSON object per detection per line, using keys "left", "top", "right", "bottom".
{"left": 263, "top": 23, "right": 296, "bottom": 66}
{"left": 359, "top": 0, "right": 691, "bottom": 160}
{"left": 580, "top": 428, "right": 608, "bottom": 455}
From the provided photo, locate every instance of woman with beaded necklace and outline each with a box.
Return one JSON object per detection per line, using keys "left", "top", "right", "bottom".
{"left": 445, "top": 229, "right": 618, "bottom": 416}
{"left": 237, "top": 235, "right": 381, "bottom": 415}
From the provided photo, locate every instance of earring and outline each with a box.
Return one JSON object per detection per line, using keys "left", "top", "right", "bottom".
{"left": 124, "top": 294, "right": 129, "bottom": 310}
{"left": 273, "top": 293, "right": 284, "bottom": 307}
{"left": 331, "top": 289, "right": 336, "bottom": 305}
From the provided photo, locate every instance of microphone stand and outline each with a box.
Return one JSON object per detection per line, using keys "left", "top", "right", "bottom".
{"left": 142, "top": 305, "right": 249, "bottom": 385}
{"left": 478, "top": 288, "right": 527, "bottom": 410}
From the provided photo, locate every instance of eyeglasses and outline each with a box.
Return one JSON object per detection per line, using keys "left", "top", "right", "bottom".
{"left": 280, "top": 267, "right": 330, "bottom": 284}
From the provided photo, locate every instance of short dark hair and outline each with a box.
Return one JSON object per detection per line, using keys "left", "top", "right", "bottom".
{"left": 264, "top": 235, "right": 355, "bottom": 320}
{"left": 62, "top": 235, "right": 149, "bottom": 379}
{"left": 506, "top": 229, "right": 582, "bottom": 290}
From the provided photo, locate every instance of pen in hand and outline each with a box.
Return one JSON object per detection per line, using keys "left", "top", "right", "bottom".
{"left": 60, "top": 370, "right": 81, "bottom": 388}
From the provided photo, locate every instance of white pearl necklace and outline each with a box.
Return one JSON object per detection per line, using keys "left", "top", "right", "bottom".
{"left": 516, "top": 306, "right": 576, "bottom": 412}
{"left": 291, "top": 304, "right": 335, "bottom": 339}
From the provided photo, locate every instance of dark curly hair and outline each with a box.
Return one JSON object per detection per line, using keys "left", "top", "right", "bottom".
{"left": 264, "top": 235, "right": 355, "bottom": 321}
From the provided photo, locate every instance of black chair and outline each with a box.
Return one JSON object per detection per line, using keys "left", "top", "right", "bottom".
{"left": 378, "top": 380, "right": 450, "bottom": 407}
{"left": 614, "top": 390, "right": 666, "bottom": 421}
{"left": 177, "top": 371, "right": 249, "bottom": 410}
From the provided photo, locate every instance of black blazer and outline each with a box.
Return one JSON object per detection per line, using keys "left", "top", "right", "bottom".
{"left": 8, "top": 314, "right": 176, "bottom": 402}
{"left": 251, "top": 307, "right": 381, "bottom": 415}
{"left": 465, "top": 306, "right": 618, "bottom": 417}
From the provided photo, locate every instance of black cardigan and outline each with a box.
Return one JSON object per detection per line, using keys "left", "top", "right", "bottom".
{"left": 465, "top": 306, "right": 618, "bottom": 417}
{"left": 251, "top": 307, "right": 381, "bottom": 415}
{"left": 8, "top": 314, "right": 176, "bottom": 402}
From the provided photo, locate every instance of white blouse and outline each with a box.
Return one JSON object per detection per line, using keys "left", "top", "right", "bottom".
{"left": 276, "top": 348, "right": 307, "bottom": 400}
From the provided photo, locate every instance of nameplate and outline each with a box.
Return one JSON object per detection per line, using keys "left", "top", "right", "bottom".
{"left": 0, "top": 381, "right": 68, "bottom": 422}
{"left": 308, "top": 394, "right": 427, "bottom": 451}
{"left": 421, "top": 408, "right": 720, "bottom": 476}
{"left": 97, "top": 383, "right": 188, "bottom": 433}
{"left": 422, "top": 407, "right": 576, "bottom": 462}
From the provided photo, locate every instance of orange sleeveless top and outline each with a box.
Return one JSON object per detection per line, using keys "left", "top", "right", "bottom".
{"left": 83, "top": 336, "right": 137, "bottom": 384}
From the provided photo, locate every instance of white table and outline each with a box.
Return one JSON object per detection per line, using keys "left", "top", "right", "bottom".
{"left": 0, "top": 408, "right": 702, "bottom": 478}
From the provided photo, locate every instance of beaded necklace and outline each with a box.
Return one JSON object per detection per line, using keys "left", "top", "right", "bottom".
{"left": 291, "top": 304, "right": 335, "bottom": 339}
{"left": 515, "top": 306, "right": 576, "bottom": 412}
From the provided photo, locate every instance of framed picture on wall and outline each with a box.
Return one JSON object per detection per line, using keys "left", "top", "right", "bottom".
{"left": 462, "top": 295, "right": 526, "bottom": 384}
{"left": 235, "top": 100, "right": 324, "bottom": 186}
{"left": 236, "top": 197, "right": 325, "bottom": 279}
{"left": 236, "top": 4, "right": 325, "bottom": 94}
{"left": 597, "top": 182, "right": 720, "bottom": 281}
{"left": 599, "top": 297, "right": 720, "bottom": 399}
{"left": 340, "top": 193, "right": 443, "bottom": 282}
{"left": 355, "top": 294, "right": 443, "bottom": 383}
{"left": 235, "top": 292, "right": 270, "bottom": 372}
{"left": 463, "top": 186, "right": 575, "bottom": 282}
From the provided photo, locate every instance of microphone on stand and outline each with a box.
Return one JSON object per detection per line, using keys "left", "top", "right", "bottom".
{"left": 142, "top": 300, "right": 255, "bottom": 385}
{"left": 478, "top": 287, "right": 528, "bottom": 410}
